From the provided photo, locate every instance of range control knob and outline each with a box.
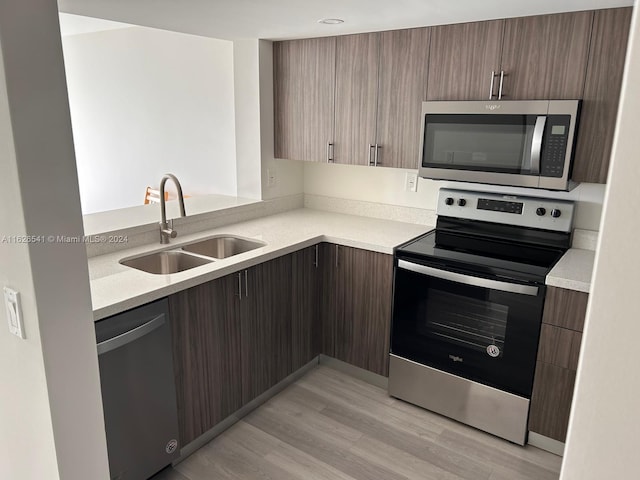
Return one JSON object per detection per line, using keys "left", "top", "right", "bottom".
{"left": 445, "top": 197, "right": 454, "bottom": 206}
{"left": 458, "top": 198, "right": 467, "bottom": 207}
{"left": 551, "top": 209, "right": 562, "bottom": 218}
{"left": 536, "top": 207, "right": 547, "bottom": 216}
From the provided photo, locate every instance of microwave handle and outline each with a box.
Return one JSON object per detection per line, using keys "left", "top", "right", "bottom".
{"left": 530, "top": 116, "right": 547, "bottom": 175}
{"left": 397, "top": 259, "right": 539, "bottom": 296}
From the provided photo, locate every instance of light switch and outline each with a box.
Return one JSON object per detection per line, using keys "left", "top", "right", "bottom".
{"left": 405, "top": 172, "right": 418, "bottom": 192}
{"left": 4, "top": 287, "right": 25, "bottom": 339}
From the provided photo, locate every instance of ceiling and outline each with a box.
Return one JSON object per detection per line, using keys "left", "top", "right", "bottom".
{"left": 58, "top": 0, "right": 634, "bottom": 41}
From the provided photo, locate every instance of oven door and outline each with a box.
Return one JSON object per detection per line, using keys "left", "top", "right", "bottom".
{"left": 391, "top": 258, "right": 545, "bottom": 398}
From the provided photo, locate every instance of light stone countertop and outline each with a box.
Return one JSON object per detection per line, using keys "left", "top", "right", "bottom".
{"left": 89, "top": 208, "right": 433, "bottom": 321}
{"left": 546, "top": 248, "right": 595, "bottom": 293}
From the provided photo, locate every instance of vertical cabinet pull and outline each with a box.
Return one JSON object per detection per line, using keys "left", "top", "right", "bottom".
{"left": 489, "top": 70, "right": 496, "bottom": 99}
{"left": 327, "top": 142, "right": 334, "bottom": 163}
{"left": 244, "top": 270, "right": 249, "bottom": 298}
{"left": 335, "top": 245, "right": 339, "bottom": 268}
{"left": 375, "top": 144, "right": 381, "bottom": 166}
{"left": 314, "top": 245, "right": 319, "bottom": 268}
{"left": 498, "top": 70, "right": 506, "bottom": 100}
{"left": 368, "top": 144, "right": 376, "bottom": 166}
{"left": 237, "top": 272, "right": 242, "bottom": 299}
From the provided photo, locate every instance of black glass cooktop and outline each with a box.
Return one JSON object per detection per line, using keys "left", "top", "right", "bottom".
{"left": 396, "top": 224, "right": 568, "bottom": 284}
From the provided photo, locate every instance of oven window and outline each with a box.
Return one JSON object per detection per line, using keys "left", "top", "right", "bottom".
{"left": 422, "top": 114, "right": 539, "bottom": 174}
{"left": 420, "top": 289, "right": 508, "bottom": 357}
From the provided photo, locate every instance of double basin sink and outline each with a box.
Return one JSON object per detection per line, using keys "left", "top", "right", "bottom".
{"left": 120, "top": 236, "right": 266, "bottom": 275}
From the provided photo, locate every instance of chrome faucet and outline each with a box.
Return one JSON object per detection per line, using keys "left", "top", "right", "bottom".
{"left": 159, "top": 173, "right": 187, "bottom": 244}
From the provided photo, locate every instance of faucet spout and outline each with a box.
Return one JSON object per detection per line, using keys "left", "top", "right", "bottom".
{"left": 159, "top": 174, "right": 187, "bottom": 244}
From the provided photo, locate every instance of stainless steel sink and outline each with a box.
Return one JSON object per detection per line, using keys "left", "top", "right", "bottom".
{"left": 120, "top": 250, "right": 213, "bottom": 275}
{"left": 181, "top": 235, "right": 265, "bottom": 259}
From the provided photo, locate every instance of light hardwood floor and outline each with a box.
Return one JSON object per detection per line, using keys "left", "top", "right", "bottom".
{"left": 153, "top": 366, "right": 561, "bottom": 480}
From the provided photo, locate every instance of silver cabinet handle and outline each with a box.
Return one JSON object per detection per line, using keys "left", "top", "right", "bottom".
{"left": 244, "top": 270, "right": 249, "bottom": 298}
{"left": 498, "top": 70, "right": 506, "bottom": 100}
{"left": 327, "top": 142, "right": 334, "bottom": 163}
{"left": 489, "top": 70, "right": 496, "bottom": 99}
{"left": 368, "top": 144, "right": 375, "bottom": 166}
{"left": 237, "top": 272, "right": 242, "bottom": 299}
{"left": 314, "top": 245, "right": 319, "bottom": 268}
{"left": 397, "top": 260, "right": 539, "bottom": 296}
{"left": 530, "top": 116, "right": 547, "bottom": 175}
{"left": 374, "top": 144, "right": 381, "bottom": 166}
{"left": 97, "top": 314, "right": 165, "bottom": 355}
{"left": 335, "top": 245, "right": 339, "bottom": 268}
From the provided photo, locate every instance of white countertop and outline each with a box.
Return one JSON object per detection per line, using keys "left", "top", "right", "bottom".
{"left": 89, "top": 208, "right": 432, "bottom": 320}
{"left": 546, "top": 248, "right": 595, "bottom": 294}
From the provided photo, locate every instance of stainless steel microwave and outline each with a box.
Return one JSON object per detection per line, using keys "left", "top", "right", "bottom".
{"left": 418, "top": 100, "right": 581, "bottom": 191}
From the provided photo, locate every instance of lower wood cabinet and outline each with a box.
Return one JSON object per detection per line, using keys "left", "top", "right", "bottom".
{"left": 169, "top": 275, "right": 242, "bottom": 445}
{"left": 529, "top": 287, "right": 589, "bottom": 442}
{"left": 321, "top": 244, "right": 394, "bottom": 376}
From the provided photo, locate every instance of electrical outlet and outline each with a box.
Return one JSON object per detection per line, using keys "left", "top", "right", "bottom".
{"left": 405, "top": 172, "right": 418, "bottom": 192}
{"left": 267, "top": 168, "right": 277, "bottom": 187}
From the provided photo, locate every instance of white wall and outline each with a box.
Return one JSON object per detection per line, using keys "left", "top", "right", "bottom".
{"left": 304, "top": 162, "right": 606, "bottom": 230}
{"left": 62, "top": 26, "right": 237, "bottom": 214}
{"left": 560, "top": 5, "right": 639, "bottom": 479}
{"left": 0, "top": 1, "right": 109, "bottom": 478}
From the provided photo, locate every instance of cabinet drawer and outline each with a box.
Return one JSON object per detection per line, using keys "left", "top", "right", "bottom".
{"left": 542, "top": 287, "right": 589, "bottom": 332}
{"left": 537, "top": 324, "right": 582, "bottom": 370}
{"left": 529, "top": 362, "right": 577, "bottom": 442}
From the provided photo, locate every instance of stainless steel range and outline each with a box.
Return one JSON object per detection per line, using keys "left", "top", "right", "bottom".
{"left": 388, "top": 188, "right": 574, "bottom": 445}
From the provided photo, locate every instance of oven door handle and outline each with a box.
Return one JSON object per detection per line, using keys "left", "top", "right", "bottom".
{"left": 397, "top": 260, "right": 539, "bottom": 296}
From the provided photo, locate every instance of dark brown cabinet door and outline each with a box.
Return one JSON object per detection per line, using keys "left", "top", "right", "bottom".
{"left": 541, "top": 287, "right": 589, "bottom": 332}
{"left": 573, "top": 7, "right": 633, "bottom": 184}
{"left": 169, "top": 275, "right": 242, "bottom": 445}
{"left": 332, "top": 246, "right": 394, "bottom": 376}
{"left": 240, "top": 255, "right": 293, "bottom": 404}
{"left": 334, "top": 33, "right": 380, "bottom": 165}
{"left": 375, "top": 27, "right": 431, "bottom": 169}
{"left": 427, "top": 20, "right": 504, "bottom": 101}
{"left": 529, "top": 362, "right": 577, "bottom": 442}
{"left": 500, "top": 11, "right": 593, "bottom": 100}
{"left": 291, "top": 245, "right": 321, "bottom": 370}
{"left": 273, "top": 37, "right": 336, "bottom": 162}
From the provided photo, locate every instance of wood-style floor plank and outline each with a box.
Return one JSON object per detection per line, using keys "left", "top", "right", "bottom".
{"left": 152, "top": 366, "right": 561, "bottom": 480}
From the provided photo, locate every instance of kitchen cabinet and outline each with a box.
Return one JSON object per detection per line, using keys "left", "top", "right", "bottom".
{"left": 273, "top": 37, "right": 336, "bottom": 162}
{"left": 426, "top": 20, "right": 505, "bottom": 101}
{"left": 529, "top": 287, "right": 589, "bottom": 442}
{"left": 500, "top": 11, "right": 592, "bottom": 100}
{"left": 169, "top": 275, "right": 242, "bottom": 445}
{"left": 291, "top": 245, "right": 322, "bottom": 370}
{"left": 333, "top": 33, "right": 380, "bottom": 166}
{"left": 240, "top": 255, "right": 294, "bottom": 404}
{"left": 322, "top": 244, "right": 394, "bottom": 376}
{"left": 374, "top": 28, "right": 431, "bottom": 169}
{"left": 572, "top": 7, "right": 633, "bottom": 184}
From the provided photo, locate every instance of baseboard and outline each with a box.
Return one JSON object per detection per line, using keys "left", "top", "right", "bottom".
{"left": 175, "top": 356, "right": 319, "bottom": 463}
{"left": 528, "top": 431, "right": 565, "bottom": 456}
{"left": 318, "top": 354, "right": 389, "bottom": 389}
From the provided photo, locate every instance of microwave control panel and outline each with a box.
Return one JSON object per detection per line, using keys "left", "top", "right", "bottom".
{"left": 540, "top": 115, "right": 572, "bottom": 178}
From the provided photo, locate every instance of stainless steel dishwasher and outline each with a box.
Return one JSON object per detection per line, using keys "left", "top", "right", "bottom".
{"left": 95, "top": 298, "right": 180, "bottom": 480}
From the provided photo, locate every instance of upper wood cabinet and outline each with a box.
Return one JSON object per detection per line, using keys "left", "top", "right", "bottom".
{"left": 427, "top": 20, "right": 504, "bottom": 101}
{"left": 572, "top": 7, "right": 633, "bottom": 184}
{"left": 334, "top": 33, "right": 381, "bottom": 166}
{"left": 500, "top": 11, "right": 593, "bottom": 100}
{"left": 376, "top": 28, "right": 431, "bottom": 169}
{"left": 273, "top": 37, "right": 335, "bottom": 162}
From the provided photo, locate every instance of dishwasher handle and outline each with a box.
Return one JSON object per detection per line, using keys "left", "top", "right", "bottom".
{"left": 97, "top": 313, "right": 166, "bottom": 356}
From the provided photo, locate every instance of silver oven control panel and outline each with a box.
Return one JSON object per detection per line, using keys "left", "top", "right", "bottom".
{"left": 437, "top": 188, "right": 575, "bottom": 233}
